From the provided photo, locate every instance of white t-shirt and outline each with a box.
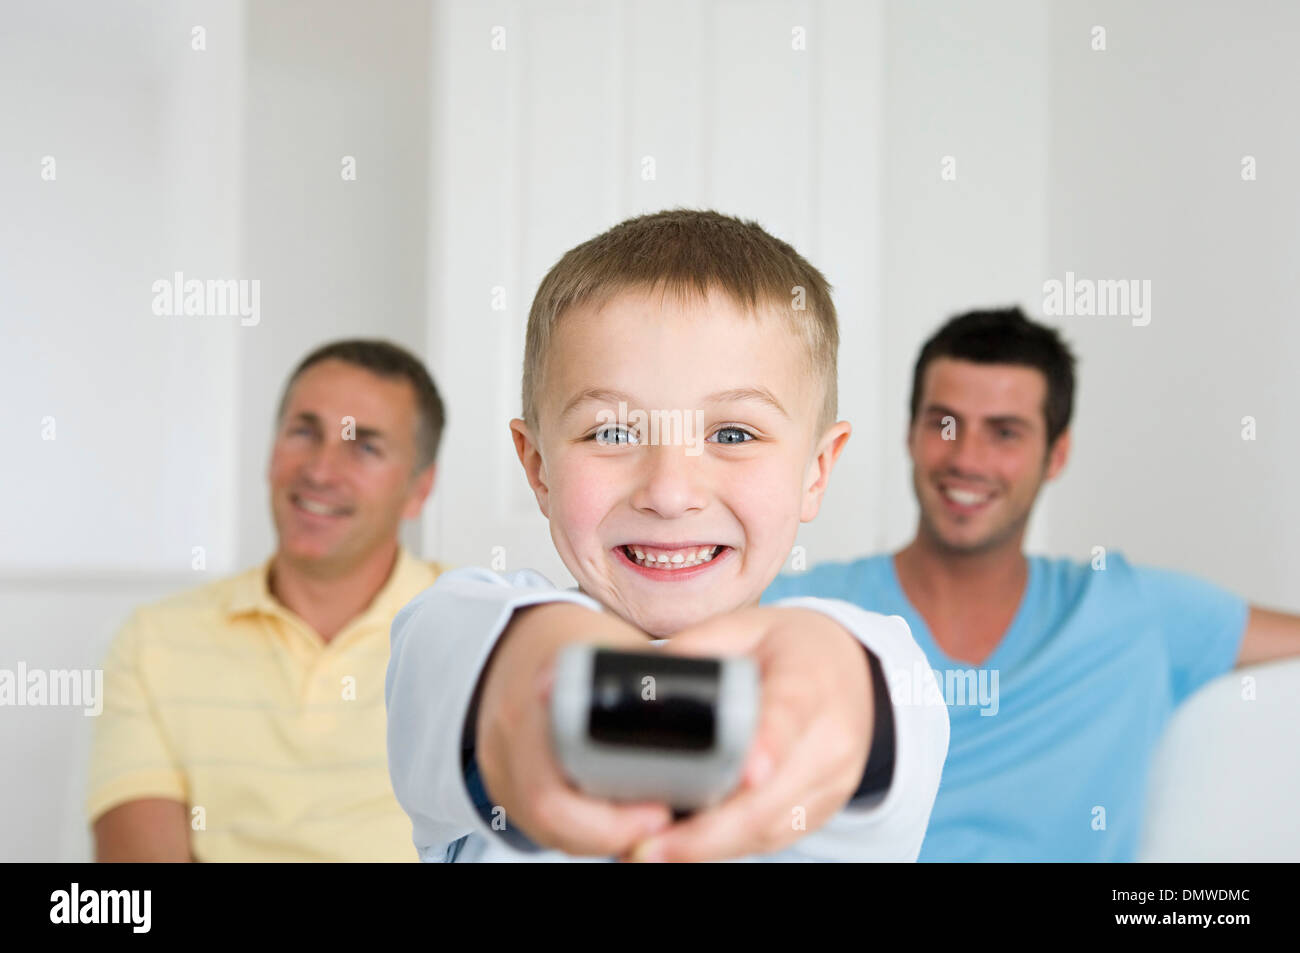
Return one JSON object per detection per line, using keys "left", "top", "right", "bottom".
{"left": 385, "top": 567, "right": 949, "bottom": 862}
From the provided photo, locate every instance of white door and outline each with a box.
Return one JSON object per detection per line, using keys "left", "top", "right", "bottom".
{"left": 423, "top": 0, "right": 886, "bottom": 583}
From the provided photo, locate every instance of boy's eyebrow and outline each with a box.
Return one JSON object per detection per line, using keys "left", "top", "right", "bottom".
{"left": 559, "top": 386, "right": 790, "bottom": 419}
{"left": 560, "top": 388, "right": 635, "bottom": 420}
{"left": 704, "top": 387, "right": 789, "bottom": 418}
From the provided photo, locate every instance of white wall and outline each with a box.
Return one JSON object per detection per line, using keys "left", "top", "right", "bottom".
{"left": 235, "top": 0, "right": 434, "bottom": 568}
{"left": 1043, "top": 0, "right": 1300, "bottom": 611}
{"left": 1, "top": 0, "right": 244, "bottom": 576}
{"left": 0, "top": 0, "right": 247, "bottom": 861}
{"left": 880, "top": 0, "right": 1052, "bottom": 553}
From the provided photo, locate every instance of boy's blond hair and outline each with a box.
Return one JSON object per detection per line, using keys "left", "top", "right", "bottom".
{"left": 522, "top": 209, "right": 839, "bottom": 434}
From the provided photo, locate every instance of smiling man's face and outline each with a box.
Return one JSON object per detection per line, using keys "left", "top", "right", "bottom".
{"left": 269, "top": 359, "right": 433, "bottom": 575}
{"left": 908, "top": 357, "right": 1069, "bottom": 555}
{"left": 511, "top": 288, "right": 849, "bottom": 638}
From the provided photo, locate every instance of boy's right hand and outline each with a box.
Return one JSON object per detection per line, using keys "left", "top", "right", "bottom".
{"left": 474, "top": 602, "right": 674, "bottom": 856}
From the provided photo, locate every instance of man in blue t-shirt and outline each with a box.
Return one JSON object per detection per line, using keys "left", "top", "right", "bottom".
{"left": 764, "top": 307, "right": 1300, "bottom": 861}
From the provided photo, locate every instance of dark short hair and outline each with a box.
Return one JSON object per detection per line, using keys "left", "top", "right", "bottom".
{"left": 277, "top": 339, "right": 445, "bottom": 471}
{"left": 909, "top": 307, "right": 1077, "bottom": 448}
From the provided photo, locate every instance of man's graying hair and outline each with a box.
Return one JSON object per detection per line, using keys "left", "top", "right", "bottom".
{"left": 277, "top": 339, "right": 446, "bottom": 471}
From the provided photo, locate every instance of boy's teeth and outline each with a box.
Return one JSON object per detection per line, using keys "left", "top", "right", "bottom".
{"left": 624, "top": 545, "right": 720, "bottom": 570}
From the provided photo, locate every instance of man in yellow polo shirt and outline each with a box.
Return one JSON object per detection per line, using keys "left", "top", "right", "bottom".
{"left": 87, "top": 339, "right": 448, "bottom": 861}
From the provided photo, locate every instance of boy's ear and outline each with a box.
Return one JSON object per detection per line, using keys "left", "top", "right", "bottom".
{"left": 510, "top": 418, "right": 551, "bottom": 517}
{"left": 801, "top": 420, "right": 852, "bottom": 523}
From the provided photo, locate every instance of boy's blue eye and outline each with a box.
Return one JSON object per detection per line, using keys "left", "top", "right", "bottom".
{"left": 711, "top": 426, "right": 754, "bottom": 445}
{"left": 592, "top": 425, "right": 641, "bottom": 446}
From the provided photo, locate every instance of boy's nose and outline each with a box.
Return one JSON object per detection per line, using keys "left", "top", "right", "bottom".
{"left": 629, "top": 444, "right": 707, "bottom": 519}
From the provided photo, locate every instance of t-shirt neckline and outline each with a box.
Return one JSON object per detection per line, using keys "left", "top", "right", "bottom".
{"left": 883, "top": 552, "right": 1040, "bottom": 673}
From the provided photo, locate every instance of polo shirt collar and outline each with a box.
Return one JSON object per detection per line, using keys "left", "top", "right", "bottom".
{"left": 226, "top": 547, "right": 427, "bottom": 627}
{"left": 226, "top": 558, "right": 280, "bottom": 618}
{"left": 350, "top": 547, "right": 431, "bottom": 630}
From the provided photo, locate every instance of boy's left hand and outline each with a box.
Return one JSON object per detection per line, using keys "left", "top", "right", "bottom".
{"left": 623, "top": 606, "right": 875, "bottom": 862}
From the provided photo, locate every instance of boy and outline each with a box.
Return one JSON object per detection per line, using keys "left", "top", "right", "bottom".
{"left": 386, "top": 210, "right": 948, "bottom": 862}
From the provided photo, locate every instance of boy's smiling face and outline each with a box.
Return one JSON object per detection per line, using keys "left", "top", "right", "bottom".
{"left": 511, "top": 287, "right": 850, "bottom": 638}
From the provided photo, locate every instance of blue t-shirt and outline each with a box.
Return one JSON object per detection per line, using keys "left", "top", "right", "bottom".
{"left": 761, "top": 552, "right": 1248, "bottom": 861}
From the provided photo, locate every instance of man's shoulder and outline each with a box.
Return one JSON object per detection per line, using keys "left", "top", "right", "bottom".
{"left": 146, "top": 568, "right": 259, "bottom": 611}
{"left": 1031, "top": 550, "right": 1155, "bottom": 599}
{"left": 762, "top": 552, "right": 893, "bottom": 603}
{"left": 93, "top": 568, "right": 268, "bottom": 663}
{"left": 391, "top": 557, "right": 456, "bottom": 603}
{"left": 1078, "top": 552, "right": 1240, "bottom": 612}
{"left": 124, "top": 565, "right": 266, "bottom": 632}
{"left": 422, "top": 559, "right": 454, "bottom": 579}
{"left": 430, "top": 565, "right": 562, "bottom": 591}
{"left": 396, "top": 565, "right": 569, "bottom": 622}
{"left": 401, "top": 551, "right": 455, "bottom": 582}
{"left": 1028, "top": 551, "right": 1231, "bottom": 630}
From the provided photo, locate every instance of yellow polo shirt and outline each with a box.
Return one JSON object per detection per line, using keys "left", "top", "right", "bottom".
{"left": 86, "top": 548, "right": 446, "bottom": 862}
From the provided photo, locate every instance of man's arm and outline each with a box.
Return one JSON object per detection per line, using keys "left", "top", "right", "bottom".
{"left": 94, "top": 798, "right": 191, "bottom": 862}
{"left": 1237, "top": 606, "right": 1300, "bottom": 667}
{"left": 86, "top": 610, "right": 191, "bottom": 860}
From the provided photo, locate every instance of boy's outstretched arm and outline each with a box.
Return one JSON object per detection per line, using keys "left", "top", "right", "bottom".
{"left": 629, "top": 600, "right": 949, "bottom": 862}
{"left": 778, "top": 598, "right": 950, "bottom": 862}
{"left": 384, "top": 567, "right": 671, "bottom": 861}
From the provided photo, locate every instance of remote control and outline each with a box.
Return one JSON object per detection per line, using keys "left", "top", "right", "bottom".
{"left": 550, "top": 644, "right": 759, "bottom": 811}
